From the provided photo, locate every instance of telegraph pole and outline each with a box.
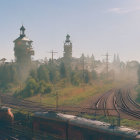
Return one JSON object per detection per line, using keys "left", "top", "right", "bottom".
{"left": 82, "top": 56, "right": 85, "bottom": 83}
{"left": 56, "top": 90, "right": 58, "bottom": 110}
{"left": 106, "top": 52, "right": 109, "bottom": 79}
{"left": 49, "top": 50, "right": 58, "bottom": 63}
{"left": 103, "top": 52, "right": 110, "bottom": 79}
{"left": 81, "top": 54, "right": 91, "bottom": 84}
{"left": 54, "top": 86, "right": 59, "bottom": 111}
{"left": 81, "top": 54, "right": 86, "bottom": 84}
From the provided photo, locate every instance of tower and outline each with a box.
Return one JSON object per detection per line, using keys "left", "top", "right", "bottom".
{"left": 63, "top": 34, "right": 72, "bottom": 65}
{"left": 13, "top": 25, "right": 34, "bottom": 65}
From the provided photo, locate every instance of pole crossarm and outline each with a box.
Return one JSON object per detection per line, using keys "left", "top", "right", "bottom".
{"left": 48, "top": 50, "right": 58, "bottom": 63}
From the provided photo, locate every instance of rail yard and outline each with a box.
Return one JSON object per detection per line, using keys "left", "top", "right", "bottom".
{"left": 0, "top": 86, "right": 140, "bottom": 140}
{"left": 1, "top": 87, "right": 140, "bottom": 120}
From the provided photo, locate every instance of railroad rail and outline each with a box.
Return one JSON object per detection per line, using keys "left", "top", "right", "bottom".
{"left": 0, "top": 93, "right": 122, "bottom": 115}
{"left": 115, "top": 89, "right": 140, "bottom": 119}
{"left": 0, "top": 88, "right": 140, "bottom": 121}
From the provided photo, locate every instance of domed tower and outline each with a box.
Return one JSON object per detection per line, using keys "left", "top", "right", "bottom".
{"left": 63, "top": 34, "right": 72, "bottom": 65}
{"left": 13, "top": 25, "right": 34, "bottom": 65}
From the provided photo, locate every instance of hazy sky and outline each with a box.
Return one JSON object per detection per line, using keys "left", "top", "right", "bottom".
{"left": 1, "top": 0, "right": 140, "bottom": 62}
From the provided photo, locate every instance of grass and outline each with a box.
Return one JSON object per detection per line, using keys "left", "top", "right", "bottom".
{"left": 27, "top": 80, "right": 116, "bottom": 106}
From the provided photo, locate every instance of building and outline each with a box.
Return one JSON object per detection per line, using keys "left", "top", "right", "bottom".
{"left": 63, "top": 34, "right": 72, "bottom": 66}
{"left": 13, "top": 25, "right": 34, "bottom": 65}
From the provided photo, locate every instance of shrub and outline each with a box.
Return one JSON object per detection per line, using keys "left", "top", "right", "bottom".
{"left": 45, "top": 83, "right": 52, "bottom": 94}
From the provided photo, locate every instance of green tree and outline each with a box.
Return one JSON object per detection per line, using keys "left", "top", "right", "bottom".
{"left": 91, "top": 70, "right": 97, "bottom": 80}
{"left": 84, "top": 70, "right": 90, "bottom": 83}
{"left": 60, "top": 62, "right": 66, "bottom": 78}
{"left": 138, "top": 64, "right": 140, "bottom": 84}
{"left": 38, "top": 80, "right": 47, "bottom": 94}
{"left": 0, "top": 64, "right": 18, "bottom": 90}
{"left": 24, "top": 78, "right": 39, "bottom": 97}
{"left": 37, "top": 65, "right": 49, "bottom": 82}
{"left": 30, "top": 69, "right": 38, "bottom": 81}
{"left": 70, "top": 71, "right": 80, "bottom": 86}
{"left": 45, "top": 83, "right": 52, "bottom": 93}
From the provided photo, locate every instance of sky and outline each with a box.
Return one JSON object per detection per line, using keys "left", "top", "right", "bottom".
{"left": 1, "top": 0, "right": 140, "bottom": 62}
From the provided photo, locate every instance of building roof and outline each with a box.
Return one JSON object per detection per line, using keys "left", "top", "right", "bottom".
{"left": 34, "top": 111, "right": 75, "bottom": 121}
{"left": 13, "top": 36, "right": 33, "bottom": 43}
{"left": 14, "top": 26, "right": 32, "bottom": 43}
{"left": 33, "top": 112, "right": 140, "bottom": 138}
{"left": 65, "top": 34, "right": 71, "bottom": 43}
{"left": 20, "top": 25, "right": 25, "bottom": 31}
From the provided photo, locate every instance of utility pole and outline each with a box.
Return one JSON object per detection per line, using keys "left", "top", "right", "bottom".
{"left": 102, "top": 52, "right": 110, "bottom": 79}
{"left": 56, "top": 91, "right": 58, "bottom": 110}
{"left": 82, "top": 56, "right": 85, "bottom": 83}
{"left": 81, "top": 54, "right": 86, "bottom": 84}
{"left": 48, "top": 50, "right": 58, "bottom": 63}
{"left": 81, "top": 54, "right": 91, "bottom": 84}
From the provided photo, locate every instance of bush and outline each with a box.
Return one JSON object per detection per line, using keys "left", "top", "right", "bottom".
{"left": 70, "top": 72, "right": 79, "bottom": 86}
{"left": 38, "top": 80, "right": 52, "bottom": 94}
{"left": 25, "top": 78, "right": 39, "bottom": 95}
{"left": 45, "top": 83, "right": 52, "bottom": 93}
{"left": 38, "top": 80, "right": 47, "bottom": 94}
{"left": 14, "top": 78, "right": 39, "bottom": 98}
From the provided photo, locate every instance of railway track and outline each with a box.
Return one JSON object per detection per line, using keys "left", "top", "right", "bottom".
{"left": 0, "top": 124, "right": 61, "bottom": 140}
{"left": 1, "top": 88, "right": 140, "bottom": 139}
{"left": 0, "top": 88, "right": 140, "bottom": 121}
{"left": 95, "top": 90, "right": 111, "bottom": 117}
{"left": 115, "top": 89, "right": 140, "bottom": 119}
{"left": 0, "top": 126, "right": 18, "bottom": 140}
{"left": 92, "top": 89, "right": 122, "bottom": 126}
{"left": 0, "top": 93, "right": 118, "bottom": 115}
{"left": 93, "top": 88, "right": 140, "bottom": 121}
{"left": 127, "top": 90, "right": 140, "bottom": 110}
{"left": 0, "top": 94, "right": 56, "bottom": 112}
{"left": 0, "top": 94, "right": 91, "bottom": 114}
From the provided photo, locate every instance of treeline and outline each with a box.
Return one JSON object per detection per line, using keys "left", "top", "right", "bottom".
{"left": 0, "top": 63, "right": 33, "bottom": 92}
{"left": 0, "top": 64, "right": 18, "bottom": 91}
{"left": 137, "top": 65, "right": 140, "bottom": 103}
{"left": 0, "top": 61, "right": 97, "bottom": 98}
{"left": 16, "top": 61, "right": 97, "bottom": 98}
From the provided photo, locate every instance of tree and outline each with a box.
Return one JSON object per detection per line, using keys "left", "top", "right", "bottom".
{"left": 37, "top": 65, "right": 49, "bottom": 82}
{"left": 91, "top": 70, "right": 97, "bottom": 80}
{"left": 24, "top": 78, "right": 39, "bottom": 97}
{"left": 60, "top": 62, "right": 66, "bottom": 78}
{"left": 38, "top": 80, "right": 47, "bottom": 94}
{"left": 0, "top": 64, "right": 18, "bottom": 90}
{"left": 84, "top": 70, "right": 90, "bottom": 83}
{"left": 70, "top": 71, "right": 80, "bottom": 86}
{"left": 30, "top": 69, "right": 38, "bottom": 81}
{"left": 137, "top": 64, "right": 140, "bottom": 84}
{"left": 38, "top": 80, "right": 52, "bottom": 94}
